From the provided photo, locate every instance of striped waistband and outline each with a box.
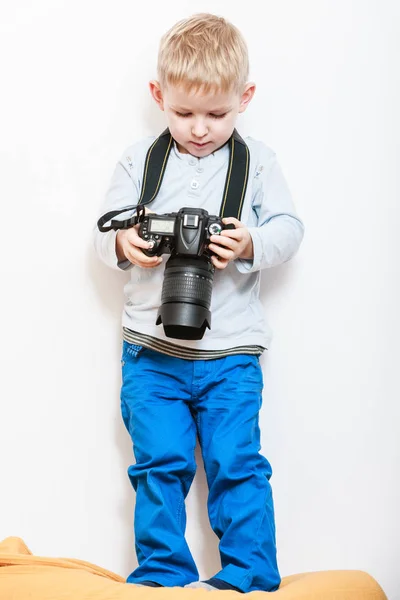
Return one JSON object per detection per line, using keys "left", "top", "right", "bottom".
{"left": 123, "top": 328, "right": 265, "bottom": 361}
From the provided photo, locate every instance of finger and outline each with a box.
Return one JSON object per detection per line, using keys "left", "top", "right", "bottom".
{"left": 134, "top": 257, "right": 163, "bottom": 268}
{"left": 222, "top": 217, "right": 244, "bottom": 228}
{"left": 209, "top": 243, "right": 235, "bottom": 261}
{"left": 210, "top": 234, "right": 237, "bottom": 249}
{"left": 128, "top": 247, "right": 163, "bottom": 266}
{"left": 128, "top": 237, "right": 153, "bottom": 250}
{"left": 135, "top": 258, "right": 163, "bottom": 268}
{"left": 219, "top": 228, "right": 243, "bottom": 241}
{"left": 211, "top": 255, "right": 229, "bottom": 270}
{"left": 126, "top": 227, "right": 153, "bottom": 249}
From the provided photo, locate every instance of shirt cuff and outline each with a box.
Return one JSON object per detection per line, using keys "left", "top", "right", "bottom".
{"left": 235, "top": 227, "right": 262, "bottom": 274}
{"left": 117, "top": 258, "right": 133, "bottom": 271}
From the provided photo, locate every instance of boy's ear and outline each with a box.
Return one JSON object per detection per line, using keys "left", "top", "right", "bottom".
{"left": 149, "top": 80, "right": 165, "bottom": 111}
{"left": 238, "top": 82, "right": 256, "bottom": 113}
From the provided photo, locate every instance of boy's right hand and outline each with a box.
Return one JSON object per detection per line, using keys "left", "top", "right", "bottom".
{"left": 116, "top": 224, "right": 163, "bottom": 268}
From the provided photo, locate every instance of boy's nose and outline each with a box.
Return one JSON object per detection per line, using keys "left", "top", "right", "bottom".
{"left": 191, "top": 120, "right": 208, "bottom": 139}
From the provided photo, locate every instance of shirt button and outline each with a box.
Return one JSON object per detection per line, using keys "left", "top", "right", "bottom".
{"left": 189, "top": 159, "right": 197, "bottom": 166}
{"left": 190, "top": 180, "right": 200, "bottom": 190}
{"left": 196, "top": 167, "right": 204, "bottom": 173}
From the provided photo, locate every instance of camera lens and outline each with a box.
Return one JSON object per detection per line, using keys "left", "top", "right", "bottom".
{"left": 156, "top": 256, "right": 214, "bottom": 340}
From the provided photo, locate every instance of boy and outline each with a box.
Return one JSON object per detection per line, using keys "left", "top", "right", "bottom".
{"left": 94, "top": 13, "right": 304, "bottom": 593}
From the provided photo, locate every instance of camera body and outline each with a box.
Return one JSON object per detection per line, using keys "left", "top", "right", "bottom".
{"left": 139, "top": 207, "right": 229, "bottom": 258}
{"left": 137, "top": 207, "right": 234, "bottom": 341}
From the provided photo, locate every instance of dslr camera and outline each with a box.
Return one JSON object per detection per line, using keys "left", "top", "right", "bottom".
{"left": 138, "top": 207, "right": 234, "bottom": 340}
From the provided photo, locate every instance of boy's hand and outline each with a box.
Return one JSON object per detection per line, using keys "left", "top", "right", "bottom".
{"left": 209, "top": 217, "right": 254, "bottom": 270}
{"left": 116, "top": 211, "right": 163, "bottom": 268}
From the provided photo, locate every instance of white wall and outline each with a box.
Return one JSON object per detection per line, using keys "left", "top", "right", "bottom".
{"left": 0, "top": 1, "right": 398, "bottom": 598}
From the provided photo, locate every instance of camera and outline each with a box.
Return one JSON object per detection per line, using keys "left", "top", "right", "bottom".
{"left": 138, "top": 207, "right": 234, "bottom": 340}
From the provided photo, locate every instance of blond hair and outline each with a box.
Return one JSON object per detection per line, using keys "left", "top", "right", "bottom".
{"left": 157, "top": 13, "right": 249, "bottom": 93}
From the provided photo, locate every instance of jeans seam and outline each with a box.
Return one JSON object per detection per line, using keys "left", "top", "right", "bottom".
{"left": 237, "top": 483, "right": 271, "bottom": 589}
{"left": 176, "top": 470, "right": 196, "bottom": 526}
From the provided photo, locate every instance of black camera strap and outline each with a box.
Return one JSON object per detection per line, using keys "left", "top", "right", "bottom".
{"left": 220, "top": 129, "right": 249, "bottom": 219}
{"left": 97, "top": 128, "right": 249, "bottom": 232}
{"left": 138, "top": 129, "right": 174, "bottom": 208}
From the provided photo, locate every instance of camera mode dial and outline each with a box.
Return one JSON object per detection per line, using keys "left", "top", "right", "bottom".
{"left": 208, "top": 223, "right": 222, "bottom": 236}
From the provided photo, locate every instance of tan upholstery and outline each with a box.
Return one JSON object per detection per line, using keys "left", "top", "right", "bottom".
{"left": 0, "top": 537, "right": 387, "bottom": 599}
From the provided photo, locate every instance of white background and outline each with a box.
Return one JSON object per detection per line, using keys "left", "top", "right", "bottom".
{"left": 0, "top": 1, "right": 399, "bottom": 598}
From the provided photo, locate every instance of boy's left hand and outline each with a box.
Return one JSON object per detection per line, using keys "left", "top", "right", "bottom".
{"left": 209, "top": 217, "right": 253, "bottom": 270}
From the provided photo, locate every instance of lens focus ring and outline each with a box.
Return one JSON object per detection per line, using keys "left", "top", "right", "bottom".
{"left": 161, "top": 271, "right": 212, "bottom": 307}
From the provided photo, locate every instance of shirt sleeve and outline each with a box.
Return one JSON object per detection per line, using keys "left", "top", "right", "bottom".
{"left": 93, "top": 157, "right": 140, "bottom": 271}
{"left": 236, "top": 149, "right": 304, "bottom": 274}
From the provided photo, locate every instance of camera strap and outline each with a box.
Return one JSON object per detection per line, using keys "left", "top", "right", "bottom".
{"left": 219, "top": 129, "right": 249, "bottom": 219}
{"left": 97, "top": 128, "right": 249, "bottom": 232}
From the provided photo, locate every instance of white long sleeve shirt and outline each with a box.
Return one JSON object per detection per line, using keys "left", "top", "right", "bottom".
{"left": 94, "top": 135, "right": 304, "bottom": 352}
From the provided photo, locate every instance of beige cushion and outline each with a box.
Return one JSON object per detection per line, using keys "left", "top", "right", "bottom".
{"left": 0, "top": 537, "right": 387, "bottom": 599}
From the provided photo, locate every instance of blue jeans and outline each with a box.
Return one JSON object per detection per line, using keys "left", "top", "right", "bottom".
{"left": 120, "top": 342, "right": 280, "bottom": 592}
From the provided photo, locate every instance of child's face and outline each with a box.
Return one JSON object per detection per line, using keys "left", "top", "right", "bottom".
{"left": 150, "top": 82, "right": 255, "bottom": 157}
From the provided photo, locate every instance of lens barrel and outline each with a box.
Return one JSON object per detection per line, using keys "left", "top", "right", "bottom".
{"left": 156, "top": 255, "right": 214, "bottom": 340}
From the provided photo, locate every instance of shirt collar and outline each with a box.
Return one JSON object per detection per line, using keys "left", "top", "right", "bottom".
{"left": 172, "top": 140, "right": 230, "bottom": 166}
